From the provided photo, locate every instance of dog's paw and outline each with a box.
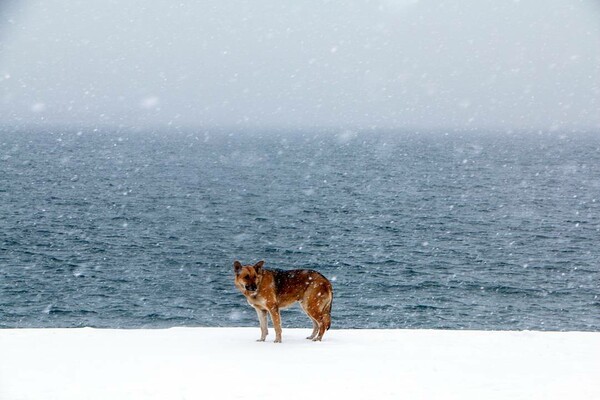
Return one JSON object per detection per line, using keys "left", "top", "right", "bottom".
{"left": 274, "top": 339, "right": 282, "bottom": 343}
{"left": 256, "top": 338, "right": 266, "bottom": 342}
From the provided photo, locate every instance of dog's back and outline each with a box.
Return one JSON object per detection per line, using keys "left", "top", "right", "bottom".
{"left": 271, "top": 268, "right": 330, "bottom": 295}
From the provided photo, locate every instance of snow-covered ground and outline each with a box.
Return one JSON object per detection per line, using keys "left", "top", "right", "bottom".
{"left": 1, "top": 327, "right": 598, "bottom": 400}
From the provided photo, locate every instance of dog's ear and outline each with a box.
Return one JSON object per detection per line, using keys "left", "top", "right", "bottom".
{"left": 234, "top": 260, "right": 243, "bottom": 274}
{"left": 254, "top": 260, "right": 264, "bottom": 273}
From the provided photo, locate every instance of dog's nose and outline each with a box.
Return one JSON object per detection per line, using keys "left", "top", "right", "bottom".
{"left": 246, "top": 285, "right": 257, "bottom": 292}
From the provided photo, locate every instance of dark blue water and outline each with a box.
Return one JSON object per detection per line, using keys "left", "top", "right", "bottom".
{"left": 1, "top": 129, "right": 599, "bottom": 331}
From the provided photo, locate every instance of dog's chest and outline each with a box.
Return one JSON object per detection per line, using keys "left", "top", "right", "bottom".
{"left": 246, "top": 295, "right": 267, "bottom": 309}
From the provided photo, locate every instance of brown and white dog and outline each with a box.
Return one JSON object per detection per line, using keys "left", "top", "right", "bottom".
{"left": 233, "top": 260, "right": 333, "bottom": 343}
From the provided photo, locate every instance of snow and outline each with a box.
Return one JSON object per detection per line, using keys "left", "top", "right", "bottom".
{"left": 0, "top": 328, "right": 598, "bottom": 400}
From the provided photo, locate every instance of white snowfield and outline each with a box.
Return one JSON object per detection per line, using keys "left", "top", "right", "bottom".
{"left": 0, "top": 327, "right": 598, "bottom": 400}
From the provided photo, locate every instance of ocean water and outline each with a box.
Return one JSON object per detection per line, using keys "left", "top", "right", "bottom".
{"left": 1, "top": 129, "right": 599, "bottom": 331}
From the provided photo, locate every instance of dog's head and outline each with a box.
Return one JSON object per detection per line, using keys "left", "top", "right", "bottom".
{"left": 234, "top": 260, "right": 264, "bottom": 295}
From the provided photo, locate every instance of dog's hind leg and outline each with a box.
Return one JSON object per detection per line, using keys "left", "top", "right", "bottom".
{"left": 255, "top": 308, "right": 268, "bottom": 342}
{"left": 315, "top": 313, "right": 331, "bottom": 341}
{"left": 302, "top": 302, "right": 326, "bottom": 341}
{"left": 307, "top": 319, "right": 319, "bottom": 340}
{"left": 301, "top": 302, "right": 319, "bottom": 340}
{"left": 314, "top": 293, "right": 333, "bottom": 341}
{"left": 307, "top": 287, "right": 333, "bottom": 342}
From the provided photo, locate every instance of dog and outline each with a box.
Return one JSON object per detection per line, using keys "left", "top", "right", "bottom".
{"left": 234, "top": 260, "right": 333, "bottom": 343}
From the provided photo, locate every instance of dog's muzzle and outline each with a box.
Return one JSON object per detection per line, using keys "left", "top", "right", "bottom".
{"left": 245, "top": 284, "right": 257, "bottom": 292}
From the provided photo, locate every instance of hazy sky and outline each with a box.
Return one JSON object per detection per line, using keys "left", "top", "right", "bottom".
{"left": 1, "top": 0, "right": 599, "bottom": 131}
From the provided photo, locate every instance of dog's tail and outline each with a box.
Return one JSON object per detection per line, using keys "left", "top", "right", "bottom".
{"left": 324, "top": 289, "right": 333, "bottom": 331}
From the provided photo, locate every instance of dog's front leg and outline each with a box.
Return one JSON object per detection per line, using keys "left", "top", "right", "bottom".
{"left": 268, "top": 307, "right": 282, "bottom": 343}
{"left": 255, "top": 308, "right": 268, "bottom": 342}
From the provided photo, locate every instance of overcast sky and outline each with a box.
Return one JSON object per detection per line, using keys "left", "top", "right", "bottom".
{"left": 1, "top": 0, "right": 599, "bottom": 132}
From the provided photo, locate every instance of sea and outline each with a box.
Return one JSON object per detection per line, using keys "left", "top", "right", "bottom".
{"left": 1, "top": 129, "right": 599, "bottom": 331}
